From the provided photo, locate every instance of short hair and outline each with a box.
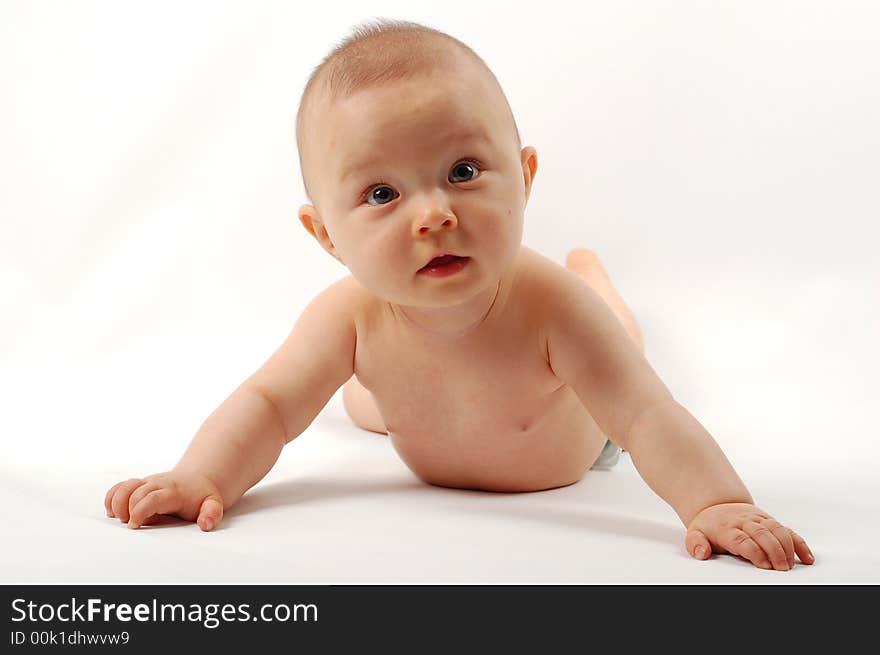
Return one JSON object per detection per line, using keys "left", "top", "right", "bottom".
{"left": 295, "top": 18, "right": 522, "bottom": 202}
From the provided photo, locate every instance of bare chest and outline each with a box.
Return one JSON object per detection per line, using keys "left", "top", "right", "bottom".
{"left": 356, "top": 319, "right": 562, "bottom": 437}
{"left": 352, "top": 311, "right": 599, "bottom": 491}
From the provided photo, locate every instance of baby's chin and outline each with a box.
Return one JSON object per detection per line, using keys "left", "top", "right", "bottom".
{"left": 349, "top": 253, "right": 515, "bottom": 307}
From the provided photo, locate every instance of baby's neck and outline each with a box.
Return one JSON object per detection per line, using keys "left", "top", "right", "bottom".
{"left": 393, "top": 278, "right": 505, "bottom": 339}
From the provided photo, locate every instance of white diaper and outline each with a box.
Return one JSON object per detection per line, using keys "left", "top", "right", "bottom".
{"left": 590, "top": 439, "right": 621, "bottom": 470}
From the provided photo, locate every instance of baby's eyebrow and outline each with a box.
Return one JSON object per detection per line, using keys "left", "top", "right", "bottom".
{"left": 339, "top": 155, "right": 383, "bottom": 183}
{"left": 338, "top": 127, "right": 490, "bottom": 182}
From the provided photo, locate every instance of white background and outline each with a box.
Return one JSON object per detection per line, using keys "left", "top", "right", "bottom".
{"left": 1, "top": 0, "right": 878, "bottom": 583}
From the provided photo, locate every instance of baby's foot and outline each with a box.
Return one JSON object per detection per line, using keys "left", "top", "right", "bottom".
{"left": 565, "top": 248, "right": 644, "bottom": 353}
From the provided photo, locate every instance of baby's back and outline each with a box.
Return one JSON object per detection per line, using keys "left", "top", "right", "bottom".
{"left": 348, "top": 246, "right": 609, "bottom": 492}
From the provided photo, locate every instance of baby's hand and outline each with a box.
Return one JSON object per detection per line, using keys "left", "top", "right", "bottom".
{"left": 685, "top": 502, "right": 815, "bottom": 571}
{"left": 104, "top": 471, "right": 224, "bottom": 531}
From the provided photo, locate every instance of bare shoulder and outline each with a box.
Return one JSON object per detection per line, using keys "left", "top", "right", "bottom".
{"left": 326, "top": 274, "right": 385, "bottom": 327}
{"left": 285, "top": 274, "right": 369, "bottom": 353}
{"left": 499, "top": 245, "right": 595, "bottom": 369}
{"left": 321, "top": 274, "right": 368, "bottom": 309}
{"left": 516, "top": 245, "right": 579, "bottom": 286}
{"left": 517, "top": 246, "right": 627, "bottom": 338}
{"left": 513, "top": 246, "right": 590, "bottom": 323}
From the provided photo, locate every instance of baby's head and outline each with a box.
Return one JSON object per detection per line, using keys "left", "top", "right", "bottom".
{"left": 296, "top": 19, "right": 538, "bottom": 308}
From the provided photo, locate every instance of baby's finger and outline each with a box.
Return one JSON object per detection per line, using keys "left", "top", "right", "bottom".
{"left": 760, "top": 518, "right": 795, "bottom": 569}
{"left": 685, "top": 529, "right": 712, "bottom": 560}
{"left": 197, "top": 496, "right": 224, "bottom": 532}
{"left": 790, "top": 529, "right": 815, "bottom": 565}
{"left": 743, "top": 520, "right": 789, "bottom": 571}
{"left": 104, "top": 482, "right": 124, "bottom": 517}
{"left": 128, "top": 489, "right": 177, "bottom": 529}
{"left": 110, "top": 479, "right": 144, "bottom": 523}
{"left": 727, "top": 529, "right": 772, "bottom": 569}
{"left": 127, "top": 482, "right": 161, "bottom": 519}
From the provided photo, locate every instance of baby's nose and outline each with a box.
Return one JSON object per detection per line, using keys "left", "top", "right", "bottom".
{"left": 413, "top": 198, "right": 458, "bottom": 235}
{"left": 416, "top": 213, "right": 457, "bottom": 235}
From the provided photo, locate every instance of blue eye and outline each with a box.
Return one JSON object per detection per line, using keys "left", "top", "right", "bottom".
{"left": 364, "top": 184, "right": 398, "bottom": 206}
{"left": 449, "top": 161, "right": 480, "bottom": 183}
{"left": 361, "top": 160, "right": 482, "bottom": 206}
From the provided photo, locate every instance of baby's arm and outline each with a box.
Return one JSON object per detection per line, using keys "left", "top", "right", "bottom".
{"left": 546, "top": 274, "right": 814, "bottom": 570}
{"left": 104, "top": 276, "right": 358, "bottom": 530}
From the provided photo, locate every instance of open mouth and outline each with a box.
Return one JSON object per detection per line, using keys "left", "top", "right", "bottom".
{"left": 418, "top": 254, "right": 470, "bottom": 277}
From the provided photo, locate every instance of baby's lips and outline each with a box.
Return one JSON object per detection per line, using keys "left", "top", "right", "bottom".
{"left": 419, "top": 255, "right": 468, "bottom": 273}
{"left": 418, "top": 253, "right": 468, "bottom": 272}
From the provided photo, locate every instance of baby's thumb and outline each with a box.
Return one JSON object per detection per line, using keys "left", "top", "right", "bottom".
{"left": 685, "top": 529, "right": 712, "bottom": 560}
{"left": 197, "top": 496, "right": 224, "bottom": 532}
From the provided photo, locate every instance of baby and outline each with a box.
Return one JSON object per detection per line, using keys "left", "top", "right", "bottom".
{"left": 105, "top": 19, "right": 814, "bottom": 571}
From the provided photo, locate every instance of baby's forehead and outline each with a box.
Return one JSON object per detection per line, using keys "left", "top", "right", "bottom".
{"left": 322, "top": 56, "right": 496, "bottom": 115}
{"left": 331, "top": 96, "right": 499, "bottom": 168}
{"left": 326, "top": 69, "right": 502, "bottom": 132}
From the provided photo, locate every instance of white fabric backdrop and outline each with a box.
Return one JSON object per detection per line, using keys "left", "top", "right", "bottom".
{"left": 2, "top": 0, "right": 878, "bottom": 583}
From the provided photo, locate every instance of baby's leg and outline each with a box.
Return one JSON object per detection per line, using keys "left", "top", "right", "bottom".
{"left": 343, "top": 375, "right": 388, "bottom": 434}
{"left": 565, "top": 248, "right": 644, "bottom": 354}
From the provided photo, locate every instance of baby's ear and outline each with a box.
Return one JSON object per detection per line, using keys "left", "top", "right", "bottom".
{"left": 298, "top": 204, "right": 322, "bottom": 239}
{"left": 298, "top": 204, "right": 343, "bottom": 263}
{"left": 520, "top": 146, "right": 538, "bottom": 202}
